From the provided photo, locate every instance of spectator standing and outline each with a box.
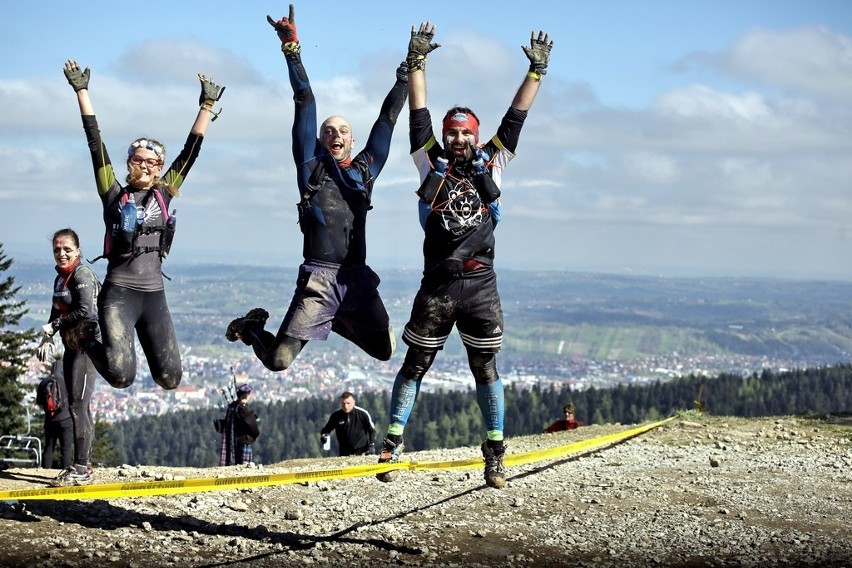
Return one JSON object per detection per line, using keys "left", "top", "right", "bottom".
{"left": 321, "top": 392, "right": 376, "bottom": 456}
{"left": 219, "top": 384, "right": 260, "bottom": 466}
{"left": 36, "top": 228, "right": 100, "bottom": 485}
{"left": 543, "top": 403, "right": 586, "bottom": 433}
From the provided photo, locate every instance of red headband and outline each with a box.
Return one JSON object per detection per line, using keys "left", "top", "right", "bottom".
{"left": 442, "top": 112, "right": 480, "bottom": 144}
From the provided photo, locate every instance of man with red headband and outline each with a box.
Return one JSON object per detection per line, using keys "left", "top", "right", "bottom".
{"left": 225, "top": 4, "right": 408, "bottom": 371}
{"left": 376, "top": 22, "right": 553, "bottom": 489}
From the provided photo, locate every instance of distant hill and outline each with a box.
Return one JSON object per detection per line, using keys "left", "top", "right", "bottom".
{"left": 12, "top": 262, "right": 852, "bottom": 363}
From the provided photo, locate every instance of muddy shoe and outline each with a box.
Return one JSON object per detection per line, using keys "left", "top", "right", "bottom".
{"left": 71, "top": 470, "right": 93, "bottom": 485}
{"left": 481, "top": 441, "right": 507, "bottom": 489}
{"left": 225, "top": 317, "right": 244, "bottom": 342}
{"left": 376, "top": 437, "right": 404, "bottom": 483}
{"left": 243, "top": 308, "right": 269, "bottom": 325}
{"left": 48, "top": 466, "right": 77, "bottom": 487}
{"left": 225, "top": 308, "right": 269, "bottom": 344}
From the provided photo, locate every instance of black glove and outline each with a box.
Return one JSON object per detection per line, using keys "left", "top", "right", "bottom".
{"left": 198, "top": 74, "right": 225, "bottom": 106}
{"left": 521, "top": 30, "right": 554, "bottom": 76}
{"left": 407, "top": 21, "right": 440, "bottom": 71}
{"left": 395, "top": 60, "right": 409, "bottom": 83}
{"left": 63, "top": 60, "right": 90, "bottom": 92}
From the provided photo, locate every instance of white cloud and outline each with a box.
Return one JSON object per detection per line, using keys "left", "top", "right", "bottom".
{"left": 655, "top": 85, "right": 775, "bottom": 122}
{"left": 727, "top": 26, "right": 852, "bottom": 99}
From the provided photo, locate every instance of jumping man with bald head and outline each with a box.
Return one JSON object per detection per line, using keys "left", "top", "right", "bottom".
{"left": 226, "top": 4, "right": 408, "bottom": 371}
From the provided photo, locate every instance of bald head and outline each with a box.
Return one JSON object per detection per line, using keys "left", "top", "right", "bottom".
{"left": 320, "top": 115, "right": 354, "bottom": 162}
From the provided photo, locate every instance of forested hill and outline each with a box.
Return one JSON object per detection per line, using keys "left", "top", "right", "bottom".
{"left": 106, "top": 364, "right": 852, "bottom": 468}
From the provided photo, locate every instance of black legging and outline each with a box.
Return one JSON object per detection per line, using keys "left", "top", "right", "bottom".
{"left": 62, "top": 347, "right": 96, "bottom": 466}
{"left": 87, "top": 282, "right": 182, "bottom": 389}
{"left": 42, "top": 418, "right": 73, "bottom": 469}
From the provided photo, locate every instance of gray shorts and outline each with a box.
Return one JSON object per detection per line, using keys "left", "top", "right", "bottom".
{"left": 280, "top": 261, "right": 390, "bottom": 341}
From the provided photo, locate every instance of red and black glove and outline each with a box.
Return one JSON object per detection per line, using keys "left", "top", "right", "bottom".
{"left": 267, "top": 4, "right": 300, "bottom": 54}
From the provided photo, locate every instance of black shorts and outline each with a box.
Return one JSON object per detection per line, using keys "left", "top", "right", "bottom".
{"left": 281, "top": 261, "right": 390, "bottom": 341}
{"left": 402, "top": 270, "right": 503, "bottom": 353}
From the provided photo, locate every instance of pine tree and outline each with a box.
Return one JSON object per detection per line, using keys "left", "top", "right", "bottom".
{"left": 0, "top": 243, "right": 37, "bottom": 435}
{"left": 90, "top": 419, "right": 121, "bottom": 467}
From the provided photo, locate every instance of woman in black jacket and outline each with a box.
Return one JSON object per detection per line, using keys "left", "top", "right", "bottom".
{"left": 37, "top": 228, "right": 100, "bottom": 486}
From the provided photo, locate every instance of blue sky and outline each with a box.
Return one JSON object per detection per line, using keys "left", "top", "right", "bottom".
{"left": 2, "top": 1, "right": 851, "bottom": 280}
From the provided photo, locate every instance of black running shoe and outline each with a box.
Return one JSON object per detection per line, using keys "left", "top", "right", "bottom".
{"left": 481, "top": 441, "right": 507, "bottom": 489}
{"left": 376, "top": 437, "right": 404, "bottom": 483}
{"left": 225, "top": 317, "right": 244, "bottom": 342}
{"left": 225, "top": 308, "right": 269, "bottom": 344}
{"left": 243, "top": 308, "right": 269, "bottom": 324}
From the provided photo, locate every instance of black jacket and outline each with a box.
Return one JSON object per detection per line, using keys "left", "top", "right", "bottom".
{"left": 321, "top": 407, "right": 375, "bottom": 456}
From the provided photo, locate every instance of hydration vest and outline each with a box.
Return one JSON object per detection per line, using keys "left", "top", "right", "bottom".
{"left": 89, "top": 188, "right": 176, "bottom": 263}
{"left": 297, "top": 154, "right": 374, "bottom": 227}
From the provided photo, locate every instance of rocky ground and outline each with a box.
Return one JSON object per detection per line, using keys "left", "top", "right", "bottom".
{"left": 1, "top": 413, "right": 851, "bottom": 568}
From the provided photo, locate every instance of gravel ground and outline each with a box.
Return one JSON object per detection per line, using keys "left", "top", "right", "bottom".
{"left": 1, "top": 414, "right": 851, "bottom": 568}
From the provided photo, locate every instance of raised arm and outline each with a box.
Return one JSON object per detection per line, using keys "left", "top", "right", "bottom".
{"left": 511, "top": 30, "right": 553, "bottom": 111}
{"left": 64, "top": 60, "right": 93, "bottom": 116}
{"left": 406, "top": 22, "right": 440, "bottom": 111}
{"left": 64, "top": 60, "right": 119, "bottom": 196}
{"left": 156, "top": 74, "right": 225, "bottom": 195}
{"left": 268, "top": 4, "right": 318, "bottom": 188}
{"left": 359, "top": 62, "right": 409, "bottom": 174}
{"left": 193, "top": 74, "right": 225, "bottom": 136}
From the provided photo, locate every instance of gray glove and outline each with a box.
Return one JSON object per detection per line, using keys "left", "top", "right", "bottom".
{"left": 63, "top": 60, "right": 90, "bottom": 92}
{"left": 522, "top": 31, "right": 554, "bottom": 75}
{"left": 198, "top": 74, "right": 225, "bottom": 106}
{"left": 407, "top": 21, "right": 440, "bottom": 71}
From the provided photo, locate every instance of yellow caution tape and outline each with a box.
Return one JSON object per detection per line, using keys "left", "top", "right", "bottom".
{"left": 0, "top": 416, "right": 674, "bottom": 501}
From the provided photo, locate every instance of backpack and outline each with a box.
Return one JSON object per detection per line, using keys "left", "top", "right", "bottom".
{"left": 36, "top": 374, "right": 66, "bottom": 419}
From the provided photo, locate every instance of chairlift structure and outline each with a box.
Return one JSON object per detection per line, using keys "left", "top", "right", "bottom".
{"left": 0, "top": 395, "right": 42, "bottom": 468}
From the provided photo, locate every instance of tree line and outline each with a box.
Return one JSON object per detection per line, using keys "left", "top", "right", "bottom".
{"left": 102, "top": 363, "right": 852, "bottom": 468}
